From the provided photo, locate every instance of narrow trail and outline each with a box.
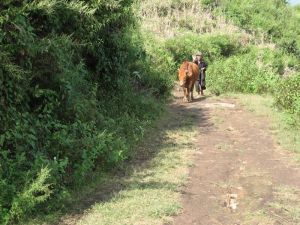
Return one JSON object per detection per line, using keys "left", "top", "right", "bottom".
{"left": 58, "top": 87, "right": 300, "bottom": 225}
{"left": 171, "top": 88, "right": 300, "bottom": 225}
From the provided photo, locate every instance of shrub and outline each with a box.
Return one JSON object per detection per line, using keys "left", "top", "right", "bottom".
{"left": 0, "top": 1, "right": 173, "bottom": 223}
{"left": 211, "top": 0, "right": 300, "bottom": 58}
{"left": 207, "top": 48, "right": 279, "bottom": 94}
{"left": 8, "top": 167, "right": 52, "bottom": 224}
{"left": 165, "top": 33, "right": 241, "bottom": 65}
{"left": 274, "top": 73, "right": 300, "bottom": 125}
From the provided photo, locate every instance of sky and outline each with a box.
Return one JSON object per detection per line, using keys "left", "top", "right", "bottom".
{"left": 289, "top": 0, "right": 300, "bottom": 5}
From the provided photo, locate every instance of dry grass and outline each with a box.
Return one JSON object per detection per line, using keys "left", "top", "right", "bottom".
{"left": 134, "top": 0, "right": 276, "bottom": 52}
{"left": 136, "top": 0, "right": 276, "bottom": 50}
{"left": 136, "top": 0, "right": 247, "bottom": 39}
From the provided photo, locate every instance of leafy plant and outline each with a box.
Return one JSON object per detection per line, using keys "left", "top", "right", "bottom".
{"left": 0, "top": 1, "right": 174, "bottom": 223}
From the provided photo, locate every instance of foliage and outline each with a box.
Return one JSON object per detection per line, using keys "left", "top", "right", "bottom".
{"left": 1, "top": 0, "right": 300, "bottom": 223}
{"left": 165, "top": 33, "right": 241, "bottom": 65}
{"left": 205, "top": 44, "right": 300, "bottom": 125}
{"left": 163, "top": 24, "right": 299, "bottom": 124}
{"left": 207, "top": 48, "right": 279, "bottom": 94}
{"left": 0, "top": 0, "right": 174, "bottom": 224}
{"left": 202, "top": 0, "right": 300, "bottom": 57}
{"left": 198, "top": 0, "right": 300, "bottom": 125}
{"left": 9, "top": 167, "right": 52, "bottom": 224}
{"left": 294, "top": 5, "right": 300, "bottom": 18}
{"left": 274, "top": 73, "right": 300, "bottom": 124}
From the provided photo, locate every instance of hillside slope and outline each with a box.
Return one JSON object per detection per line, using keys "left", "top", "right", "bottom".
{"left": 138, "top": 0, "right": 300, "bottom": 123}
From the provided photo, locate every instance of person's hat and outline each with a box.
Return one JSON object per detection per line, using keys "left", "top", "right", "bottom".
{"left": 196, "top": 52, "right": 203, "bottom": 56}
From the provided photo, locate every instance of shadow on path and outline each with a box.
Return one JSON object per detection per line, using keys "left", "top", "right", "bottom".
{"left": 56, "top": 93, "right": 214, "bottom": 225}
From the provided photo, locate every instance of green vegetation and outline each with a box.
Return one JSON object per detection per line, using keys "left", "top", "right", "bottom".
{"left": 201, "top": 0, "right": 300, "bottom": 125}
{"left": 165, "top": 34, "right": 241, "bottom": 64}
{"left": 1, "top": 0, "right": 300, "bottom": 224}
{"left": 152, "top": 0, "right": 300, "bottom": 125}
{"left": 0, "top": 1, "right": 174, "bottom": 224}
{"left": 74, "top": 109, "right": 199, "bottom": 225}
{"left": 203, "top": 0, "right": 300, "bottom": 57}
{"left": 295, "top": 5, "right": 300, "bottom": 18}
{"left": 25, "top": 99, "right": 199, "bottom": 225}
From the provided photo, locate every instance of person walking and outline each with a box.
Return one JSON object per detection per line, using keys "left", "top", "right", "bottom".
{"left": 193, "top": 52, "right": 208, "bottom": 96}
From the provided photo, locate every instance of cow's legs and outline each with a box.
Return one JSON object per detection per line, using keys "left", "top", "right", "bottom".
{"left": 190, "top": 83, "right": 194, "bottom": 101}
{"left": 187, "top": 87, "right": 191, "bottom": 102}
{"left": 183, "top": 88, "right": 188, "bottom": 102}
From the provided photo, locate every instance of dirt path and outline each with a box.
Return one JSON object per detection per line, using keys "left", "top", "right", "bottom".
{"left": 54, "top": 87, "right": 300, "bottom": 225}
{"left": 171, "top": 89, "right": 300, "bottom": 224}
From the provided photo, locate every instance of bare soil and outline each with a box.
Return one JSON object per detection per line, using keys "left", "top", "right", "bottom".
{"left": 171, "top": 89, "right": 300, "bottom": 225}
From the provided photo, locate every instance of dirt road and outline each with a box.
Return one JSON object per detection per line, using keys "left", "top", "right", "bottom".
{"left": 57, "top": 87, "right": 300, "bottom": 225}
{"left": 171, "top": 90, "right": 300, "bottom": 225}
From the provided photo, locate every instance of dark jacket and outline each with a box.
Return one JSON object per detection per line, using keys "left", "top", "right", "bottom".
{"left": 193, "top": 59, "right": 207, "bottom": 76}
{"left": 193, "top": 59, "right": 207, "bottom": 90}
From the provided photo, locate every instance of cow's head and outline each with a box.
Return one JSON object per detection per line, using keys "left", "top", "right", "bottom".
{"left": 178, "top": 61, "right": 191, "bottom": 87}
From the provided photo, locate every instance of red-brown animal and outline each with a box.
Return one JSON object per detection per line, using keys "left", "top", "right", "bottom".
{"left": 178, "top": 61, "right": 199, "bottom": 102}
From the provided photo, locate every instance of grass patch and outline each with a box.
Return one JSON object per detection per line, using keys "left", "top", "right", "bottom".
{"left": 227, "top": 94, "right": 300, "bottom": 160}
{"left": 215, "top": 143, "right": 232, "bottom": 152}
{"left": 269, "top": 185, "right": 300, "bottom": 223}
{"left": 26, "top": 102, "right": 201, "bottom": 225}
{"left": 76, "top": 109, "right": 199, "bottom": 225}
{"left": 244, "top": 186, "right": 300, "bottom": 225}
{"left": 244, "top": 210, "right": 277, "bottom": 225}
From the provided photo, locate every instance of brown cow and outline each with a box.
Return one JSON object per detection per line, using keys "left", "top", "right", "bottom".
{"left": 178, "top": 60, "right": 199, "bottom": 102}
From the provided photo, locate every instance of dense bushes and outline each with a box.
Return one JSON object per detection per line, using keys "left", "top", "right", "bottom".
{"left": 202, "top": 0, "right": 300, "bottom": 57}
{"left": 165, "top": 29, "right": 299, "bottom": 124}
{"left": 206, "top": 47, "right": 299, "bottom": 95}
{"left": 1, "top": 0, "right": 300, "bottom": 223}
{"left": 165, "top": 33, "right": 241, "bottom": 64}
{"left": 152, "top": 0, "right": 300, "bottom": 125}
{"left": 207, "top": 49, "right": 279, "bottom": 94}
{"left": 275, "top": 73, "right": 300, "bottom": 124}
{"left": 165, "top": 33, "right": 279, "bottom": 94}
{"left": 197, "top": 0, "right": 300, "bottom": 124}
{"left": 0, "top": 1, "right": 174, "bottom": 224}
{"left": 205, "top": 44, "right": 300, "bottom": 124}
